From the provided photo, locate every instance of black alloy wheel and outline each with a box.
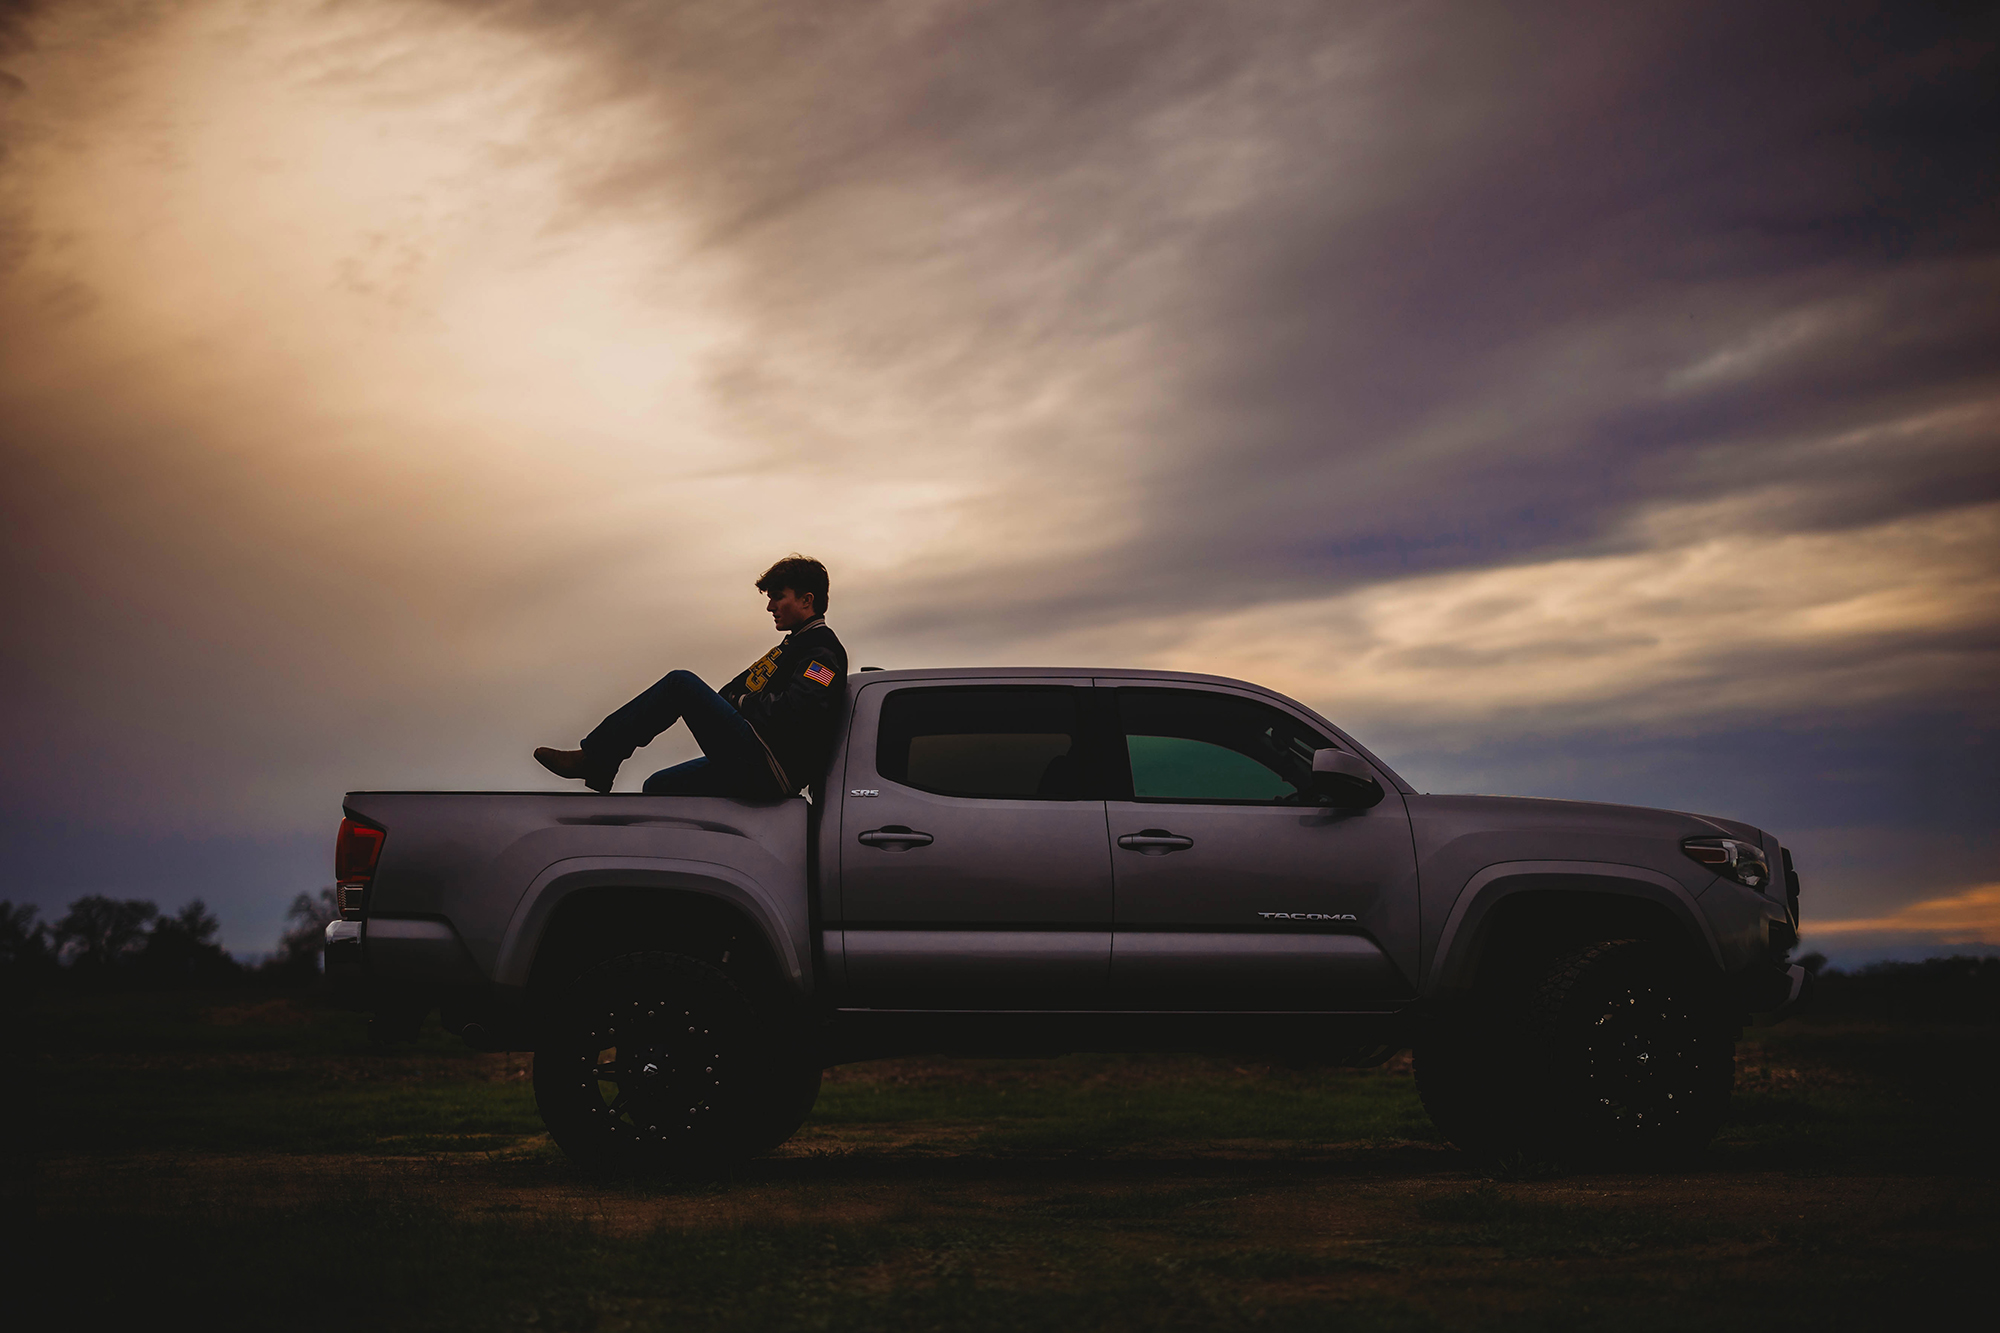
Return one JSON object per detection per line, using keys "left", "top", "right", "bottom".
{"left": 533, "top": 951, "right": 759, "bottom": 1174}
{"left": 1530, "top": 939, "right": 1734, "bottom": 1160}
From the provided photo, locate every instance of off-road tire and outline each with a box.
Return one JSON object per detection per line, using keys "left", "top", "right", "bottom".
{"left": 1527, "top": 939, "right": 1734, "bottom": 1161}
{"left": 1417, "top": 939, "right": 1734, "bottom": 1164}
{"left": 532, "top": 951, "right": 816, "bottom": 1175}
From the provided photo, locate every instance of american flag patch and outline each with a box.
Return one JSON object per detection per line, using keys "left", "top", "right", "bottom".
{"left": 802, "top": 661, "right": 837, "bottom": 687}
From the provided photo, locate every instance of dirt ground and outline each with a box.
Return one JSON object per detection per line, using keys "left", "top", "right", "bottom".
{"left": 20, "top": 999, "right": 2000, "bottom": 1331}
{"left": 39, "top": 1134, "right": 1977, "bottom": 1241}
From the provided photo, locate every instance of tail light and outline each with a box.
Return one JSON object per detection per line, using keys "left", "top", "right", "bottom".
{"left": 334, "top": 817, "right": 386, "bottom": 920}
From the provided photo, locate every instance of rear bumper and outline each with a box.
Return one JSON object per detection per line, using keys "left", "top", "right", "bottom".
{"left": 322, "top": 917, "right": 523, "bottom": 1045}
{"left": 323, "top": 920, "right": 368, "bottom": 1007}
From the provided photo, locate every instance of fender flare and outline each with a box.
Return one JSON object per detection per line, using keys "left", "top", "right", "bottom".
{"left": 493, "top": 855, "right": 811, "bottom": 994}
{"left": 1428, "top": 859, "right": 1722, "bottom": 996}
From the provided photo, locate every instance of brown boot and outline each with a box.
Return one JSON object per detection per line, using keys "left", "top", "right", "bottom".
{"left": 534, "top": 746, "right": 619, "bottom": 793}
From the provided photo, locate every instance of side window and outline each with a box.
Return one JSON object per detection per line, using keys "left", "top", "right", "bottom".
{"left": 876, "top": 687, "right": 1083, "bottom": 800}
{"left": 1117, "top": 688, "right": 1331, "bottom": 804}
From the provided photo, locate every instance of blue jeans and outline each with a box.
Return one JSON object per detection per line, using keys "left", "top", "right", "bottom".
{"left": 581, "top": 670, "right": 786, "bottom": 798}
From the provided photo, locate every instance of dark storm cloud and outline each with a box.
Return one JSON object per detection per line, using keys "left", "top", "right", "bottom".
{"left": 454, "top": 0, "right": 1998, "bottom": 643}
{"left": 0, "top": 0, "right": 39, "bottom": 58}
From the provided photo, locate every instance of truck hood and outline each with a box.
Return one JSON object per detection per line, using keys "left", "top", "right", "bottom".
{"left": 1414, "top": 793, "right": 1764, "bottom": 844}
{"left": 1404, "top": 792, "right": 1765, "bottom": 900}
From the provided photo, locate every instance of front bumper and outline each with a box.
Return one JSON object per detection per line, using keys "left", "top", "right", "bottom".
{"left": 1730, "top": 959, "right": 1812, "bottom": 1023}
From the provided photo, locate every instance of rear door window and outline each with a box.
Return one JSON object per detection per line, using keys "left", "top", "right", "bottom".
{"left": 877, "top": 687, "right": 1085, "bottom": 800}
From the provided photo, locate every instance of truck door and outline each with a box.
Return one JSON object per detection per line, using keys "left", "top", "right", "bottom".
{"left": 1102, "top": 684, "right": 1418, "bottom": 1008}
{"left": 835, "top": 681, "right": 1114, "bottom": 1007}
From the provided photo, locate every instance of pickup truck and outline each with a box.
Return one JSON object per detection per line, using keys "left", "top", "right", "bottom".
{"left": 326, "top": 666, "right": 1807, "bottom": 1170}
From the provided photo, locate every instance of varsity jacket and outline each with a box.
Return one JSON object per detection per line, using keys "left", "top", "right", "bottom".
{"left": 719, "top": 617, "right": 848, "bottom": 793}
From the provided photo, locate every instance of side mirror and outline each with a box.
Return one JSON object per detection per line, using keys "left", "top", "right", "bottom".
{"left": 1310, "top": 749, "right": 1386, "bottom": 809}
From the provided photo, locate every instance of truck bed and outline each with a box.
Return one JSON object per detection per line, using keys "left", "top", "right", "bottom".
{"left": 343, "top": 791, "right": 814, "bottom": 998}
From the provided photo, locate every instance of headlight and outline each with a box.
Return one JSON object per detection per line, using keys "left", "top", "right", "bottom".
{"left": 1682, "top": 836, "right": 1771, "bottom": 890}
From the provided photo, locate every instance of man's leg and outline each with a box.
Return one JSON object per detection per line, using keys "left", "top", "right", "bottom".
{"left": 553, "top": 669, "right": 783, "bottom": 797}
{"left": 669, "top": 679, "right": 788, "bottom": 796}
{"left": 539, "top": 669, "right": 716, "bottom": 791}
{"left": 580, "top": 669, "right": 717, "bottom": 767}
{"left": 640, "top": 757, "right": 726, "bottom": 795}
{"left": 638, "top": 750, "right": 782, "bottom": 798}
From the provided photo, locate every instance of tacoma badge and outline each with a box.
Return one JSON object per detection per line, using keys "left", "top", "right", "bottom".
{"left": 1258, "top": 911, "right": 1357, "bottom": 921}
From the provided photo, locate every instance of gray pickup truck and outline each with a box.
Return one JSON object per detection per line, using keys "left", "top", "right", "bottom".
{"left": 326, "top": 666, "right": 1806, "bottom": 1169}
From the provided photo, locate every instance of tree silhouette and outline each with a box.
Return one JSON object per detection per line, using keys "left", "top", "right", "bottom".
{"left": 135, "top": 899, "right": 240, "bottom": 986}
{"left": 0, "top": 902, "right": 58, "bottom": 1000}
{"left": 271, "top": 887, "right": 339, "bottom": 979}
{"left": 52, "top": 896, "right": 159, "bottom": 972}
{"left": 0, "top": 903, "right": 52, "bottom": 968}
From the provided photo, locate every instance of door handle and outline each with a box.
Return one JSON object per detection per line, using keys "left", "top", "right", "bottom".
{"left": 858, "top": 825, "right": 934, "bottom": 850}
{"left": 1117, "top": 829, "right": 1193, "bottom": 854}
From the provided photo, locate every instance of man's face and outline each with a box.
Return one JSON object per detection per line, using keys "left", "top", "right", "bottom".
{"left": 766, "top": 586, "right": 816, "bottom": 631}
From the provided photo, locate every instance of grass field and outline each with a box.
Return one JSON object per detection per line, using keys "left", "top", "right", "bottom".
{"left": 13, "top": 989, "right": 1998, "bottom": 1331}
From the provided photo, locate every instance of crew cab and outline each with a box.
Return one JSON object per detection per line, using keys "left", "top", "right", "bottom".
{"left": 326, "top": 667, "right": 1807, "bottom": 1169}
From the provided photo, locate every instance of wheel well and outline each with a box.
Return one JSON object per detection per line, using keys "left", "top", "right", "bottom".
{"left": 1455, "top": 889, "right": 1709, "bottom": 995}
{"left": 526, "top": 887, "right": 788, "bottom": 1012}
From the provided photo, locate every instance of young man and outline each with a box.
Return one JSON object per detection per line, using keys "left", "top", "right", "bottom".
{"left": 534, "top": 555, "right": 848, "bottom": 797}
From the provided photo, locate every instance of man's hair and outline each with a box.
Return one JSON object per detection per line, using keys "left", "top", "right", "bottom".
{"left": 756, "top": 554, "right": 829, "bottom": 614}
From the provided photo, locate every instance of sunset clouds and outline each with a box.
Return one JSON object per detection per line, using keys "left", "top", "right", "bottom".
{"left": 1, "top": 1, "right": 1994, "bottom": 955}
{"left": 1810, "top": 884, "right": 2000, "bottom": 948}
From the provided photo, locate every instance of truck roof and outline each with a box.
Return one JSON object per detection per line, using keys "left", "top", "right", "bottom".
{"left": 847, "top": 668, "right": 1411, "bottom": 794}
{"left": 850, "top": 666, "right": 1271, "bottom": 688}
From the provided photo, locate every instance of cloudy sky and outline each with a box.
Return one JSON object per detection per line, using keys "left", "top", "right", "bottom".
{"left": 2, "top": 0, "right": 1994, "bottom": 964}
